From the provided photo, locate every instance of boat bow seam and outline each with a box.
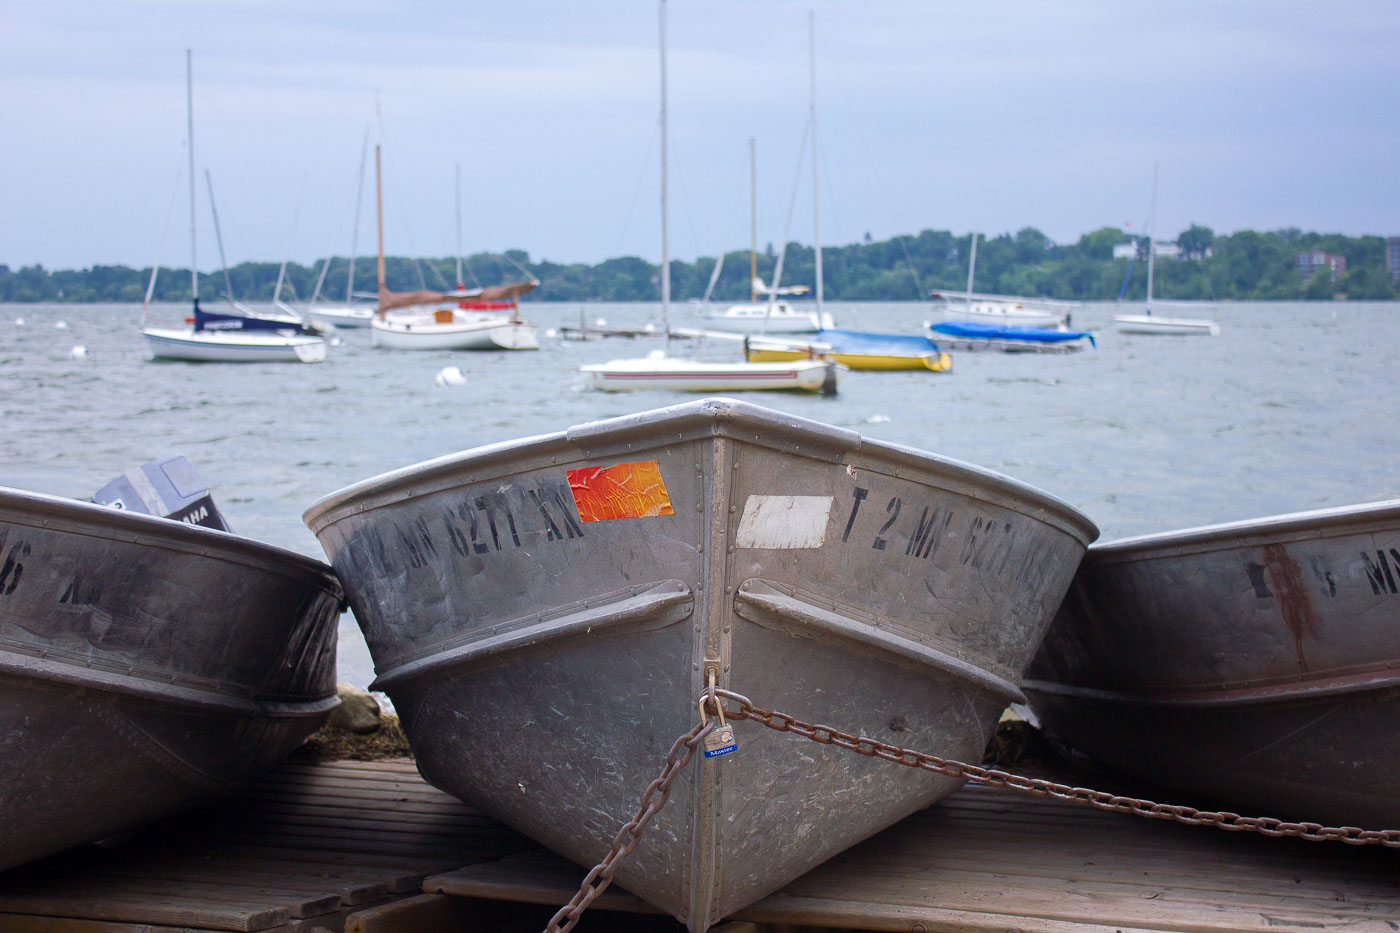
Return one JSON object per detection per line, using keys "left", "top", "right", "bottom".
{"left": 732, "top": 578, "right": 1025, "bottom": 704}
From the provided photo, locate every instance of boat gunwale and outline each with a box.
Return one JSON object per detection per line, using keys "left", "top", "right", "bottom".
{"left": 1083, "top": 499, "right": 1400, "bottom": 565}
{"left": 0, "top": 649, "right": 342, "bottom": 713}
{"left": 1024, "top": 663, "right": 1400, "bottom": 708}
{"left": 1, "top": 485, "right": 342, "bottom": 597}
{"left": 303, "top": 398, "right": 1098, "bottom": 546}
{"left": 140, "top": 325, "right": 326, "bottom": 346}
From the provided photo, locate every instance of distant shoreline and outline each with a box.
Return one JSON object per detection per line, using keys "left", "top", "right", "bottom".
{"left": 4, "top": 224, "right": 1396, "bottom": 303}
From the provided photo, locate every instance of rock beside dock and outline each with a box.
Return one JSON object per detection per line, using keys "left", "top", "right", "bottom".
{"left": 293, "top": 685, "right": 413, "bottom": 761}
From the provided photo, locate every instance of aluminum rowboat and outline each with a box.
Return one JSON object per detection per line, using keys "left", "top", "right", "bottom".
{"left": 304, "top": 398, "right": 1097, "bottom": 929}
{"left": 1025, "top": 500, "right": 1400, "bottom": 828}
{"left": 0, "top": 486, "right": 343, "bottom": 871}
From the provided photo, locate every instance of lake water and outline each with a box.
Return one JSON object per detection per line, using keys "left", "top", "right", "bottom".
{"left": 4, "top": 299, "right": 1397, "bottom": 689}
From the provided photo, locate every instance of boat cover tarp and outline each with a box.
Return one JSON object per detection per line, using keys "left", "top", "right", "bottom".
{"left": 929, "top": 321, "right": 1095, "bottom": 346}
{"left": 378, "top": 280, "right": 537, "bottom": 313}
{"left": 757, "top": 328, "right": 941, "bottom": 355}
{"left": 193, "top": 306, "right": 317, "bottom": 336}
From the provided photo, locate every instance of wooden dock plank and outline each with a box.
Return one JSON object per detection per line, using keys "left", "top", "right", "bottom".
{"left": 0, "top": 758, "right": 526, "bottom": 933}
{"left": 427, "top": 781, "right": 1400, "bottom": 933}
{"left": 0, "top": 890, "right": 289, "bottom": 931}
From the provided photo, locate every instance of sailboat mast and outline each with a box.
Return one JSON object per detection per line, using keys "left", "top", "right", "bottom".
{"left": 454, "top": 162, "right": 464, "bottom": 288}
{"left": 965, "top": 229, "right": 978, "bottom": 311}
{"left": 749, "top": 136, "right": 757, "bottom": 303}
{"left": 186, "top": 49, "right": 198, "bottom": 307}
{"left": 659, "top": 0, "right": 670, "bottom": 345}
{"left": 273, "top": 173, "right": 306, "bottom": 306}
{"left": 1146, "top": 162, "right": 1158, "bottom": 306}
{"left": 204, "top": 169, "right": 235, "bottom": 307}
{"left": 375, "top": 144, "right": 385, "bottom": 306}
{"left": 346, "top": 129, "right": 368, "bottom": 304}
{"left": 810, "top": 11, "right": 823, "bottom": 313}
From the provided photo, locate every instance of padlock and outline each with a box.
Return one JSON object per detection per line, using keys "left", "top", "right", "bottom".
{"left": 703, "top": 723, "right": 737, "bottom": 758}
{"left": 699, "top": 694, "right": 738, "bottom": 759}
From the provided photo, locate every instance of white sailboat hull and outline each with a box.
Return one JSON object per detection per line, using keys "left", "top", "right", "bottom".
{"left": 142, "top": 327, "right": 327, "bottom": 363}
{"left": 369, "top": 314, "right": 539, "bottom": 350}
{"left": 1113, "top": 314, "right": 1220, "bottom": 336}
{"left": 695, "top": 303, "right": 835, "bottom": 334}
{"left": 581, "top": 356, "right": 840, "bottom": 392}
{"left": 943, "top": 303, "right": 1069, "bottom": 329}
{"left": 308, "top": 305, "right": 375, "bottom": 329}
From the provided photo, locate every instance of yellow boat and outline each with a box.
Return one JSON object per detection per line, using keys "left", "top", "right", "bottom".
{"left": 743, "top": 329, "right": 953, "bottom": 372}
{"left": 745, "top": 344, "right": 952, "bottom": 372}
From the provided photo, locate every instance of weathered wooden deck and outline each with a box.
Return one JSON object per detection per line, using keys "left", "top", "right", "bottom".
{"left": 1, "top": 757, "right": 1396, "bottom": 932}
{"left": 0, "top": 758, "right": 526, "bottom": 932}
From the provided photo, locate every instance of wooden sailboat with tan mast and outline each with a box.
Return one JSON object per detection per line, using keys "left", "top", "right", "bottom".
{"left": 368, "top": 143, "right": 539, "bottom": 351}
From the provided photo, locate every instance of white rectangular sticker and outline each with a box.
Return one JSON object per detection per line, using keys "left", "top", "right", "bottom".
{"left": 735, "top": 495, "right": 833, "bottom": 549}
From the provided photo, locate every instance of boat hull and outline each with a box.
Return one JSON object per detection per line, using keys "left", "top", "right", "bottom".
{"left": 942, "top": 305, "right": 1068, "bottom": 330}
{"left": 307, "top": 306, "right": 375, "bottom": 329}
{"left": 694, "top": 304, "right": 835, "bottom": 334}
{"left": 0, "top": 487, "right": 342, "bottom": 871}
{"left": 369, "top": 314, "right": 539, "bottom": 350}
{"left": 1113, "top": 314, "right": 1220, "bottom": 336}
{"left": 927, "top": 321, "right": 1095, "bottom": 353}
{"left": 744, "top": 345, "right": 951, "bottom": 372}
{"left": 1025, "top": 500, "right": 1400, "bottom": 828}
{"left": 580, "top": 358, "right": 840, "bottom": 391}
{"left": 305, "top": 398, "right": 1096, "bottom": 928}
{"left": 142, "top": 327, "right": 327, "bottom": 363}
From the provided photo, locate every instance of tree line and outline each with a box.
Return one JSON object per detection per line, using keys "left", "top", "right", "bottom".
{"left": 2, "top": 225, "right": 1395, "bottom": 303}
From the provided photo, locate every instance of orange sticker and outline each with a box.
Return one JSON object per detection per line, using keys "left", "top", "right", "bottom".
{"left": 567, "top": 460, "right": 675, "bottom": 522}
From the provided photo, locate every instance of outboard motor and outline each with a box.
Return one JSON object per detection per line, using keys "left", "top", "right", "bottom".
{"left": 93, "top": 456, "right": 232, "bottom": 532}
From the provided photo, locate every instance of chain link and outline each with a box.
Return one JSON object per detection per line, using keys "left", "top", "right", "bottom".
{"left": 544, "top": 718, "right": 715, "bottom": 933}
{"left": 546, "top": 687, "right": 1399, "bottom": 932}
{"left": 710, "top": 687, "right": 1400, "bottom": 848}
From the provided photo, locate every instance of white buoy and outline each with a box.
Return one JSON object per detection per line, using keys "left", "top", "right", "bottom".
{"left": 594, "top": 317, "right": 608, "bottom": 327}
{"left": 643, "top": 322, "right": 656, "bottom": 332}
{"left": 13, "top": 318, "right": 24, "bottom": 326}
{"left": 544, "top": 328, "right": 558, "bottom": 338}
{"left": 54, "top": 321, "right": 68, "bottom": 329}
{"left": 69, "top": 345, "right": 88, "bottom": 360}
{"left": 434, "top": 365, "right": 467, "bottom": 387}
{"left": 865, "top": 414, "right": 891, "bottom": 424}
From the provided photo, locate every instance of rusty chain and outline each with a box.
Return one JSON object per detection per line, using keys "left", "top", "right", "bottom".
{"left": 543, "top": 717, "right": 715, "bottom": 933}
{"left": 547, "top": 687, "right": 1399, "bottom": 932}
{"left": 711, "top": 686, "right": 1400, "bottom": 848}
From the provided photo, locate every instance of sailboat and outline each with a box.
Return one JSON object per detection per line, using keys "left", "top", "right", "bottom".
{"left": 739, "top": 15, "right": 951, "bottom": 374}
{"left": 1113, "top": 166, "right": 1220, "bottom": 336}
{"left": 694, "top": 140, "right": 834, "bottom": 334}
{"left": 369, "top": 147, "right": 539, "bottom": 351}
{"left": 307, "top": 132, "right": 376, "bottom": 329}
{"left": 142, "top": 51, "right": 327, "bottom": 364}
{"left": 933, "top": 230, "right": 1075, "bottom": 329}
{"left": 580, "top": 4, "right": 840, "bottom": 394}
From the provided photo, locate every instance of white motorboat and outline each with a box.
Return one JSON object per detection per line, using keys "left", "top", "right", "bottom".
{"left": 1113, "top": 165, "right": 1219, "bottom": 337}
{"left": 581, "top": 351, "right": 840, "bottom": 392}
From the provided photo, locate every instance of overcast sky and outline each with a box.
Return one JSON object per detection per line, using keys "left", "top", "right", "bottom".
{"left": 3, "top": 0, "right": 1397, "bottom": 273}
